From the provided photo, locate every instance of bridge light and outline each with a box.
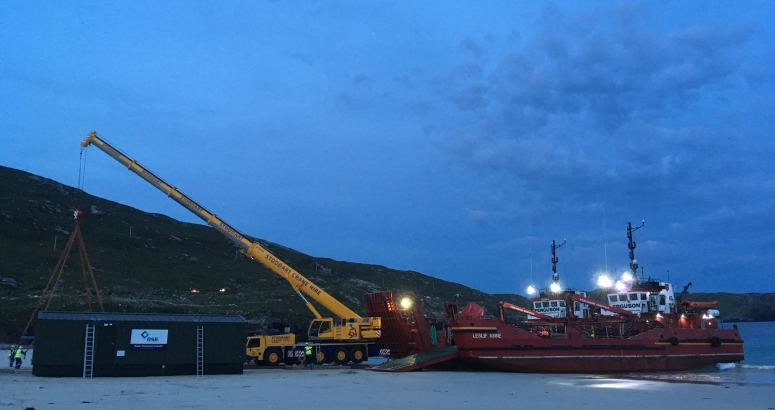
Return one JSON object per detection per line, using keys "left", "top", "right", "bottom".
{"left": 400, "top": 297, "right": 413, "bottom": 310}
{"left": 597, "top": 275, "right": 613, "bottom": 288}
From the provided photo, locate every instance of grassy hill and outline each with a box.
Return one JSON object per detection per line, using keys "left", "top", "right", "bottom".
{"left": 0, "top": 166, "right": 524, "bottom": 342}
{"left": 1, "top": 166, "right": 771, "bottom": 342}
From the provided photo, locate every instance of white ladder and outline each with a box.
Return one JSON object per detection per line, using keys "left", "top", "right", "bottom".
{"left": 82, "top": 323, "right": 95, "bottom": 378}
{"left": 196, "top": 325, "right": 204, "bottom": 376}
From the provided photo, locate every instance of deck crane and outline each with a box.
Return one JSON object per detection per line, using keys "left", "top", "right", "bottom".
{"left": 80, "top": 132, "right": 381, "bottom": 351}
{"left": 498, "top": 301, "right": 553, "bottom": 321}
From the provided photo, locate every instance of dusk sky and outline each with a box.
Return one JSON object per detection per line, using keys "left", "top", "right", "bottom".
{"left": 1, "top": 1, "right": 773, "bottom": 295}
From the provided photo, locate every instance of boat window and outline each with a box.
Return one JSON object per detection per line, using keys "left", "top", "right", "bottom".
{"left": 629, "top": 293, "right": 639, "bottom": 301}
{"left": 640, "top": 293, "right": 647, "bottom": 301}
{"left": 550, "top": 301, "right": 558, "bottom": 307}
{"left": 533, "top": 302, "right": 541, "bottom": 309}
{"left": 619, "top": 295, "right": 628, "bottom": 302}
{"left": 559, "top": 301, "right": 566, "bottom": 307}
{"left": 608, "top": 295, "right": 616, "bottom": 303}
{"left": 660, "top": 295, "right": 666, "bottom": 305}
{"left": 542, "top": 301, "right": 550, "bottom": 308}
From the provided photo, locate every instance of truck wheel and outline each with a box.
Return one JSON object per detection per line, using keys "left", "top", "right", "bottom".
{"left": 333, "top": 346, "right": 349, "bottom": 365}
{"left": 350, "top": 346, "right": 366, "bottom": 364}
{"left": 264, "top": 348, "right": 282, "bottom": 366}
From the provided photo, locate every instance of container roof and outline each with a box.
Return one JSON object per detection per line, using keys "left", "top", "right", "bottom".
{"left": 38, "top": 311, "right": 246, "bottom": 323}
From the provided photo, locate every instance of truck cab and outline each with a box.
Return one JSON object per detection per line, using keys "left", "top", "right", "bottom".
{"left": 245, "top": 333, "right": 296, "bottom": 366}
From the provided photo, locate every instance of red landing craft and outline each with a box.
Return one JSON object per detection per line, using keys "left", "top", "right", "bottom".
{"left": 446, "top": 283, "right": 744, "bottom": 373}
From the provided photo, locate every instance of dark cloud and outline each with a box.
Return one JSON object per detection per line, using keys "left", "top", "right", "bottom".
{"left": 459, "top": 37, "right": 485, "bottom": 59}
{"left": 352, "top": 74, "right": 371, "bottom": 86}
{"left": 429, "top": 6, "right": 756, "bottom": 190}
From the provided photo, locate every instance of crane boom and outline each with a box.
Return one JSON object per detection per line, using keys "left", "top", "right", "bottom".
{"left": 570, "top": 293, "right": 634, "bottom": 317}
{"left": 498, "top": 301, "right": 553, "bottom": 321}
{"left": 81, "top": 131, "right": 364, "bottom": 322}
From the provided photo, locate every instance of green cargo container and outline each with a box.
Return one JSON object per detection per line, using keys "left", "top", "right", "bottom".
{"left": 32, "top": 312, "right": 246, "bottom": 377}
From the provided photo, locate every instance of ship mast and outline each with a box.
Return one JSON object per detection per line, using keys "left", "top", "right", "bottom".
{"left": 550, "top": 239, "right": 566, "bottom": 286}
{"left": 627, "top": 220, "right": 645, "bottom": 284}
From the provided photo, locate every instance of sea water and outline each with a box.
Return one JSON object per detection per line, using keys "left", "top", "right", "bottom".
{"left": 632, "top": 321, "right": 775, "bottom": 386}
{"left": 717, "top": 321, "right": 775, "bottom": 385}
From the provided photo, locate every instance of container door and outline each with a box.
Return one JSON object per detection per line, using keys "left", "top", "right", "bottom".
{"left": 94, "top": 324, "right": 117, "bottom": 376}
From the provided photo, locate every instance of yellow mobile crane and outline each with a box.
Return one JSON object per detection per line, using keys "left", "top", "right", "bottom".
{"left": 81, "top": 131, "right": 382, "bottom": 365}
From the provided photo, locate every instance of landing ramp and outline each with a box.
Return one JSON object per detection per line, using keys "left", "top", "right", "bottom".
{"left": 370, "top": 346, "right": 458, "bottom": 372}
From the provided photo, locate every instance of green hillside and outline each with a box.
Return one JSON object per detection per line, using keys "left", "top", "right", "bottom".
{"left": 0, "top": 166, "right": 522, "bottom": 342}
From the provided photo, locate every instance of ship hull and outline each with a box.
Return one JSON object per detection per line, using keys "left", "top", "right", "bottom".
{"left": 456, "top": 348, "right": 744, "bottom": 373}
{"left": 450, "top": 321, "right": 744, "bottom": 373}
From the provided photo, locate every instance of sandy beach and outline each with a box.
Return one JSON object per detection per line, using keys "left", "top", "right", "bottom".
{"left": 3, "top": 361, "right": 773, "bottom": 410}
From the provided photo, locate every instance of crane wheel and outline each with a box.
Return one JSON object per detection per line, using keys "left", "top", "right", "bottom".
{"left": 333, "top": 346, "right": 350, "bottom": 365}
{"left": 264, "top": 348, "right": 282, "bottom": 366}
{"left": 350, "top": 346, "right": 366, "bottom": 364}
{"left": 315, "top": 349, "right": 330, "bottom": 365}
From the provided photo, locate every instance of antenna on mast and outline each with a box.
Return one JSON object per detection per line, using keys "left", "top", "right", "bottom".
{"left": 602, "top": 205, "right": 608, "bottom": 274}
{"left": 551, "top": 239, "right": 566, "bottom": 284}
{"left": 529, "top": 236, "right": 534, "bottom": 284}
{"left": 627, "top": 220, "right": 645, "bottom": 284}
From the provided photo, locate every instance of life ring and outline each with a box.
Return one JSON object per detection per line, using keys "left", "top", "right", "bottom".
{"left": 669, "top": 337, "right": 679, "bottom": 346}
{"left": 710, "top": 336, "right": 721, "bottom": 347}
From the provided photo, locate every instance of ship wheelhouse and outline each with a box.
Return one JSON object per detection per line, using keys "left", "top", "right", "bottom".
{"left": 530, "top": 290, "right": 590, "bottom": 319}
{"left": 602, "top": 281, "right": 676, "bottom": 316}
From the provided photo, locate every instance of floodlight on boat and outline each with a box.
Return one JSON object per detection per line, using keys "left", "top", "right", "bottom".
{"left": 614, "top": 281, "right": 627, "bottom": 291}
{"left": 549, "top": 282, "right": 561, "bottom": 293}
{"left": 400, "top": 297, "right": 413, "bottom": 310}
{"left": 527, "top": 285, "right": 537, "bottom": 296}
{"left": 703, "top": 310, "right": 718, "bottom": 319}
{"left": 621, "top": 272, "right": 634, "bottom": 282}
{"left": 597, "top": 274, "right": 613, "bottom": 288}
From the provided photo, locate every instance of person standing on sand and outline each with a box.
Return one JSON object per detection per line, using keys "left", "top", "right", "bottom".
{"left": 304, "top": 342, "right": 313, "bottom": 368}
{"left": 14, "top": 346, "right": 24, "bottom": 369}
{"left": 8, "top": 345, "right": 15, "bottom": 367}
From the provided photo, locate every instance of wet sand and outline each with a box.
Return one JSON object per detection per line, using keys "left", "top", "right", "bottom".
{"left": 3, "top": 364, "right": 773, "bottom": 410}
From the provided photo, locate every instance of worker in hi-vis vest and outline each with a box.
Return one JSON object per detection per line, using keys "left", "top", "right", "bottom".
{"left": 304, "top": 342, "right": 313, "bottom": 367}
{"left": 14, "top": 346, "right": 24, "bottom": 369}
{"left": 8, "top": 345, "right": 15, "bottom": 367}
